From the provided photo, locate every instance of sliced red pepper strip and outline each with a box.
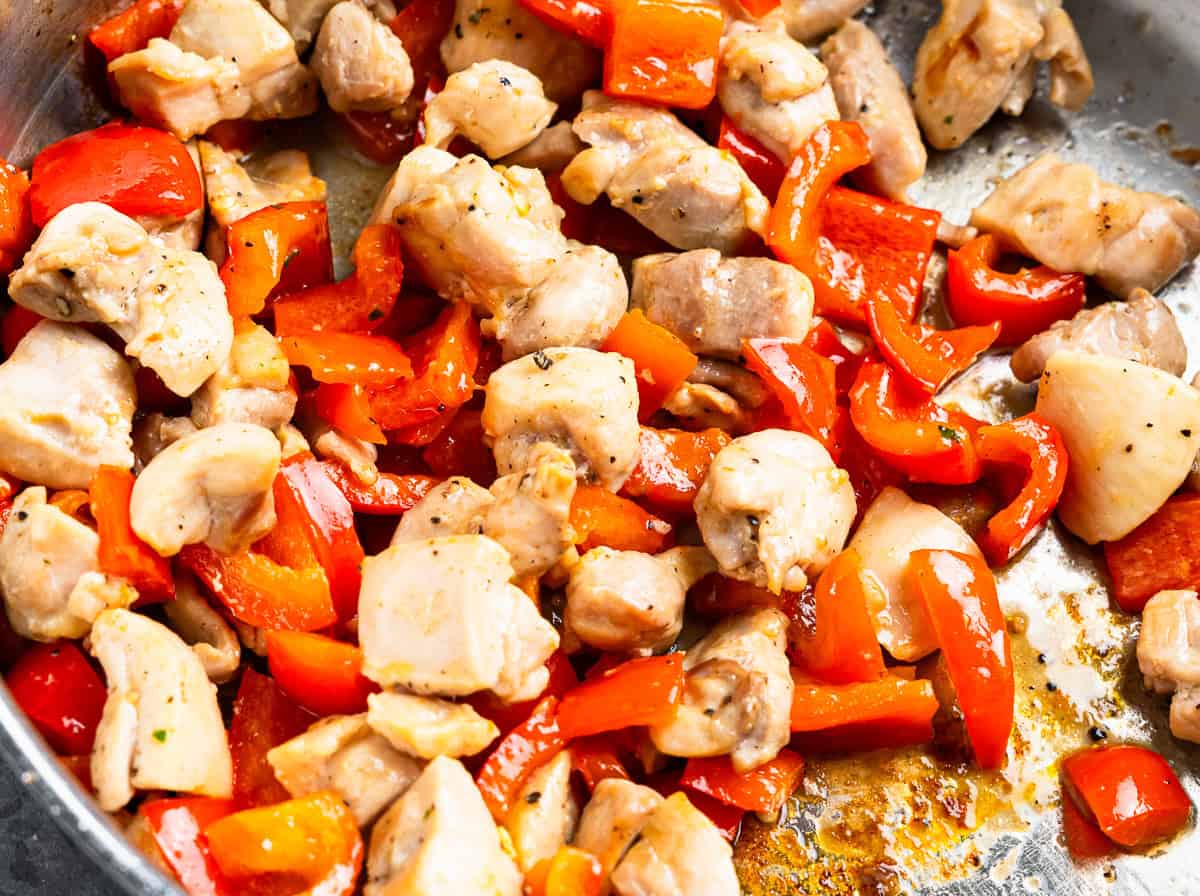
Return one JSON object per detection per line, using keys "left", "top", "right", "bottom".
{"left": 570, "top": 736, "right": 631, "bottom": 790}
{"left": 1104, "top": 493, "right": 1200, "bottom": 614}
{"left": 680, "top": 750, "right": 804, "bottom": 816}
{"left": 265, "top": 631, "right": 378, "bottom": 718}
{"left": 228, "top": 669, "right": 315, "bottom": 809}
{"left": 734, "top": 0, "right": 779, "bottom": 16}
{"left": 321, "top": 460, "right": 439, "bottom": 515}
{"left": 525, "top": 846, "right": 606, "bottom": 896}
{"left": 283, "top": 333, "right": 414, "bottom": 387}
{"left": 421, "top": 408, "right": 498, "bottom": 486}
{"left": 90, "top": 466, "right": 175, "bottom": 604}
{"left": 975, "top": 414, "right": 1067, "bottom": 566}
{"left": 0, "top": 158, "right": 33, "bottom": 276}
{"left": 390, "top": 0, "right": 456, "bottom": 66}
{"left": 792, "top": 549, "right": 886, "bottom": 684}
{"left": 140, "top": 797, "right": 236, "bottom": 896}
{"left": 790, "top": 672, "right": 938, "bottom": 736}
{"left": 946, "top": 234, "right": 1087, "bottom": 346}
{"left": 520, "top": 0, "right": 610, "bottom": 45}
{"left": 905, "top": 550, "right": 1012, "bottom": 769}
{"left": 803, "top": 319, "right": 864, "bottom": 396}
{"left": 744, "top": 337, "right": 840, "bottom": 457}
{"left": 556, "top": 654, "right": 685, "bottom": 739}
{"left": 1061, "top": 794, "right": 1116, "bottom": 860}
{"left": 603, "top": 0, "right": 724, "bottom": 109}
{"left": 5, "top": 642, "right": 107, "bottom": 755}
{"left": 570, "top": 485, "right": 673, "bottom": 554}
{"left": 477, "top": 696, "right": 567, "bottom": 821}
{"left": 719, "top": 117, "right": 785, "bottom": 198}
{"left": 313, "top": 383, "right": 388, "bottom": 445}
{"left": 88, "top": 0, "right": 185, "bottom": 61}
{"left": 601, "top": 310, "right": 698, "bottom": 422}
{"left": 620, "top": 426, "right": 730, "bottom": 516}
{"left": 1062, "top": 745, "right": 1193, "bottom": 848}
{"left": 469, "top": 651, "right": 579, "bottom": 736}
{"left": 220, "top": 201, "right": 333, "bottom": 318}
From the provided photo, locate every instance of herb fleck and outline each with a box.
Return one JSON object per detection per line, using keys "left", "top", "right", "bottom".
{"left": 533, "top": 350, "right": 553, "bottom": 370}
{"left": 152, "top": 729, "right": 168, "bottom": 743}
{"left": 937, "top": 425, "right": 961, "bottom": 442}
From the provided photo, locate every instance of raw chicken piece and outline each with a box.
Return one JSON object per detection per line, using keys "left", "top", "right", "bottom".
{"left": 499, "top": 121, "right": 585, "bottom": 173}
{"left": 424, "top": 60, "right": 556, "bottom": 159}
{"left": 970, "top": 154, "right": 1200, "bottom": 298}
{"left": 366, "top": 692, "right": 499, "bottom": 759}
{"left": 1137, "top": 590, "right": 1200, "bottom": 695}
{"left": 163, "top": 575, "right": 241, "bottom": 683}
{"left": 198, "top": 141, "right": 326, "bottom": 240}
{"left": 574, "top": 779, "right": 664, "bottom": 894}
{"left": 311, "top": 0, "right": 414, "bottom": 113}
{"left": 503, "top": 751, "right": 578, "bottom": 873}
{"left": 191, "top": 322, "right": 297, "bottom": 430}
{"left": 780, "top": 0, "right": 869, "bottom": 41}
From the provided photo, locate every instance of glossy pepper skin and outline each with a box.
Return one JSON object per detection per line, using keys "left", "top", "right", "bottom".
{"left": 603, "top": 0, "right": 724, "bottom": 109}
{"left": 680, "top": 750, "right": 805, "bottom": 816}
{"left": 90, "top": 465, "right": 175, "bottom": 604}
{"left": 789, "top": 672, "right": 939, "bottom": 753}
{"left": 140, "top": 797, "right": 236, "bottom": 896}
{"left": 476, "top": 696, "right": 567, "bottom": 821}
{"left": 0, "top": 158, "right": 33, "bottom": 276}
{"left": 744, "top": 337, "right": 840, "bottom": 458}
{"left": 89, "top": 0, "right": 185, "bottom": 62}
{"left": 556, "top": 654, "right": 685, "bottom": 739}
{"left": 719, "top": 117, "right": 785, "bottom": 198}
{"left": 601, "top": 309, "right": 698, "bottom": 422}
{"left": 1103, "top": 493, "right": 1200, "bottom": 613}
{"left": 265, "top": 631, "right": 378, "bottom": 719}
{"left": 791, "top": 549, "right": 887, "bottom": 684}
{"left": 5, "top": 642, "right": 107, "bottom": 756}
{"left": 620, "top": 427, "right": 730, "bottom": 516}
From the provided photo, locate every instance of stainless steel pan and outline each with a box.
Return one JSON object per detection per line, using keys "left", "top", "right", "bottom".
{"left": 0, "top": 0, "right": 1197, "bottom": 893}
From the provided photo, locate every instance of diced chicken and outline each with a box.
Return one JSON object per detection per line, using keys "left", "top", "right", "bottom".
{"left": 695, "top": 430, "right": 854, "bottom": 593}
{"left": 367, "top": 691, "right": 499, "bottom": 759}
{"left": 649, "top": 609, "right": 793, "bottom": 772}
{"left": 424, "top": 60, "right": 556, "bottom": 159}
{"left": 504, "top": 750, "right": 578, "bottom": 873}
{"left": 564, "top": 92, "right": 769, "bottom": 254}
{"left": 848, "top": 487, "right": 984, "bottom": 662}
{"left": 130, "top": 422, "right": 281, "bottom": 556}
{"left": 163, "top": 575, "right": 241, "bottom": 683}
{"left": 191, "top": 323, "right": 297, "bottom": 430}
{"left": 440, "top": 0, "right": 600, "bottom": 103}
{"left": 483, "top": 347, "right": 640, "bottom": 492}
{"left": 631, "top": 250, "right": 814, "bottom": 359}
{"left": 779, "top": 0, "right": 869, "bottom": 41}
{"left": 312, "top": 0, "right": 414, "bottom": 113}
{"left": 359, "top": 535, "right": 559, "bottom": 701}
{"left": 718, "top": 22, "right": 839, "bottom": 164}
{"left": 1035, "top": 352, "right": 1200, "bottom": 543}
{"left": 970, "top": 154, "right": 1200, "bottom": 298}
{"left": 277, "top": 422, "right": 312, "bottom": 460}
{"left": 365, "top": 756, "right": 522, "bottom": 896}
{"left": 499, "top": 121, "right": 585, "bottom": 173}
{"left": 821, "top": 20, "right": 927, "bottom": 201}
{"left": 198, "top": 141, "right": 326, "bottom": 240}
{"left": 1171, "top": 685, "right": 1200, "bottom": 744}
{"left": 610, "top": 792, "right": 740, "bottom": 896}
{"left": 1038, "top": 6, "right": 1093, "bottom": 110}
{"left": 133, "top": 414, "right": 198, "bottom": 471}
{"left": 662, "top": 382, "right": 748, "bottom": 433}
{"left": 1010, "top": 289, "right": 1187, "bottom": 383}
{"left": 370, "top": 144, "right": 458, "bottom": 224}
{"left": 566, "top": 547, "right": 717, "bottom": 655}
{"left": 1137, "top": 590, "right": 1200, "bottom": 694}
{"left": 0, "top": 322, "right": 135, "bottom": 489}
{"left": 574, "top": 779, "right": 664, "bottom": 894}
{"left": 268, "top": 714, "right": 423, "bottom": 827}
{"left": 263, "top": 0, "right": 340, "bottom": 51}
{"left": 391, "top": 477, "right": 493, "bottom": 543}
{"left": 689, "top": 358, "right": 771, "bottom": 409}
{"left": 89, "top": 609, "right": 232, "bottom": 812}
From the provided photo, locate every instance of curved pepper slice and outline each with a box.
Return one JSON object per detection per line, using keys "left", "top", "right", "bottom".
{"left": 1104, "top": 493, "right": 1200, "bottom": 614}
{"left": 313, "top": 383, "right": 387, "bottom": 445}
{"left": 789, "top": 672, "right": 938, "bottom": 753}
{"left": 140, "top": 797, "right": 236, "bottom": 896}
{"left": 5, "top": 642, "right": 107, "bottom": 755}
{"left": 477, "top": 696, "right": 567, "bottom": 821}
{"left": 90, "top": 466, "right": 175, "bottom": 604}
{"left": 791, "top": 548, "right": 886, "bottom": 684}
{"left": 526, "top": 846, "right": 606, "bottom": 896}
{"left": 620, "top": 426, "right": 730, "bottom": 516}
{"left": 603, "top": 0, "right": 724, "bottom": 109}
{"left": 744, "top": 337, "right": 839, "bottom": 457}
{"left": 180, "top": 547, "right": 335, "bottom": 632}
{"left": 947, "top": 234, "right": 1087, "bottom": 346}
{"left": 601, "top": 310, "right": 698, "bottom": 422}
{"left": 283, "top": 333, "right": 413, "bottom": 387}
{"left": 220, "top": 201, "right": 333, "bottom": 318}
{"left": 89, "top": 0, "right": 185, "bottom": 61}
{"left": 571, "top": 736, "right": 631, "bottom": 790}
{"left": 679, "top": 749, "right": 805, "bottom": 816}
{"left": 265, "top": 631, "right": 378, "bottom": 718}
{"left": 0, "top": 158, "right": 33, "bottom": 276}
{"left": 718, "top": 117, "right": 785, "bottom": 198}
{"left": 228, "top": 669, "right": 315, "bottom": 809}
{"left": 556, "top": 654, "right": 685, "bottom": 739}
{"left": 321, "top": 460, "right": 438, "bottom": 515}
{"left": 569, "top": 485, "right": 673, "bottom": 553}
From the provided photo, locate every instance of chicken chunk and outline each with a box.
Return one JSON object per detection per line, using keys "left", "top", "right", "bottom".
{"left": 390, "top": 477, "right": 493, "bottom": 543}
{"left": 566, "top": 546, "right": 717, "bottom": 655}
{"left": 89, "top": 609, "right": 232, "bottom": 812}
{"left": 499, "top": 121, "right": 585, "bottom": 173}
{"left": 696, "top": 430, "right": 855, "bottom": 593}
{"left": 662, "top": 382, "right": 749, "bottom": 433}
{"left": 133, "top": 414, "right": 198, "bottom": 470}
{"left": 631, "top": 250, "right": 814, "bottom": 359}
{"left": 301, "top": 414, "right": 380, "bottom": 485}
{"left": 780, "top": 0, "right": 869, "bottom": 41}
{"left": 1137, "top": 590, "right": 1200, "bottom": 695}
{"left": 574, "top": 779, "right": 664, "bottom": 894}
{"left": 163, "top": 575, "right": 241, "bottom": 684}
{"left": 0, "top": 322, "right": 135, "bottom": 490}
{"left": 130, "top": 423, "right": 281, "bottom": 556}
{"left": 563, "top": 92, "right": 769, "bottom": 254}
{"left": 359, "top": 535, "right": 559, "bottom": 702}
{"left": 424, "top": 60, "right": 556, "bottom": 159}
{"left": 504, "top": 750, "right": 578, "bottom": 873}
{"left": 365, "top": 756, "right": 522, "bottom": 896}
{"left": 440, "top": 0, "right": 600, "bottom": 103}
{"left": 366, "top": 692, "right": 499, "bottom": 759}
{"left": 312, "top": 0, "right": 414, "bottom": 113}
{"left": 717, "top": 22, "right": 839, "bottom": 164}
{"left": 1171, "top": 685, "right": 1200, "bottom": 744}
{"left": 483, "top": 347, "right": 640, "bottom": 491}
{"left": 650, "top": 609, "right": 793, "bottom": 772}
{"left": 1035, "top": 352, "right": 1200, "bottom": 543}
{"left": 268, "top": 714, "right": 423, "bottom": 827}
{"left": 1010, "top": 289, "right": 1187, "bottom": 383}
{"left": 191, "top": 322, "right": 297, "bottom": 430}
{"left": 822, "top": 20, "right": 927, "bottom": 201}
{"left": 610, "top": 792, "right": 740, "bottom": 896}
{"left": 262, "top": 0, "right": 339, "bottom": 51}
{"left": 970, "top": 154, "right": 1200, "bottom": 298}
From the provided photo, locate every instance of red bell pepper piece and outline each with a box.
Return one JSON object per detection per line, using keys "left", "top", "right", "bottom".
{"left": 90, "top": 466, "right": 175, "bottom": 604}
{"left": 849, "top": 358, "right": 981, "bottom": 485}
{"left": 313, "top": 383, "right": 387, "bottom": 445}
{"left": 570, "top": 485, "right": 673, "bottom": 553}
{"left": 228, "top": 669, "right": 315, "bottom": 809}
{"left": 0, "top": 158, "right": 33, "bottom": 276}
{"left": 421, "top": 408, "right": 498, "bottom": 485}
{"left": 792, "top": 549, "right": 886, "bottom": 684}
{"left": 556, "top": 654, "right": 685, "bottom": 739}
{"left": 1061, "top": 745, "right": 1192, "bottom": 848}
{"left": 321, "top": 460, "right": 438, "bottom": 515}
{"left": 905, "top": 550, "right": 1012, "bottom": 769}
{"left": 1, "top": 306, "right": 42, "bottom": 357}
{"left": 140, "top": 797, "right": 236, "bottom": 896}
{"left": 469, "top": 651, "right": 579, "bottom": 736}
{"left": 88, "top": 0, "right": 185, "bottom": 62}
{"left": 718, "top": 117, "right": 785, "bottom": 198}
{"left": 789, "top": 672, "right": 938, "bottom": 745}
{"left": 29, "top": 123, "right": 203, "bottom": 229}
{"left": 644, "top": 773, "right": 744, "bottom": 840}
{"left": 975, "top": 414, "right": 1067, "bottom": 566}
{"left": 283, "top": 333, "right": 414, "bottom": 387}
{"left": 744, "top": 337, "right": 840, "bottom": 456}
{"left": 680, "top": 750, "right": 804, "bottom": 816}
{"left": 601, "top": 310, "right": 698, "bottom": 422}
{"left": 689, "top": 574, "right": 792, "bottom": 618}
{"left": 339, "top": 109, "right": 419, "bottom": 166}
{"left": 1061, "top": 793, "right": 1116, "bottom": 860}
{"left": 946, "top": 234, "right": 1087, "bottom": 346}
{"left": 803, "top": 319, "right": 864, "bottom": 396}
{"left": 620, "top": 427, "right": 730, "bottom": 516}
{"left": 390, "top": 0, "right": 455, "bottom": 68}
{"left": 202, "top": 120, "right": 263, "bottom": 155}
{"left": 1104, "top": 493, "right": 1200, "bottom": 613}
{"left": 220, "top": 201, "right": 333, "bottom": 318}
{"left": 265, "top": 631, "right": 378, "bottom": 718}
{"left": 603, "top": 0, "right": 724, "bottom": 109}
{"left": 5, "top": 642, "right": 107, "bottom": 755}
{"left": 734, "top": 0, "right": 779, "bottom": 16}
{"left": 520, "top": 0, "right": 610, "bottom": 45}
{"left": 477, "top": 696, "right": 568, "bottom": 820}
{"left": 525, "top": 847, "right": 605, "bottom": 896}
{"left": 570, "top": 736, "right": 631, "bottom": 790}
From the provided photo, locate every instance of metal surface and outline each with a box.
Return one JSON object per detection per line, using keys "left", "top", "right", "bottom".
{"left": 0, "top": 0, "right": 1197, "bottom": 893}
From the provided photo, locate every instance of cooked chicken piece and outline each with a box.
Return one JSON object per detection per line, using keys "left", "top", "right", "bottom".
{"left": 499, "top": 121, "right": 585, "bottom": 173}
{"left": 566, "top": 547, "right": 717, "bottom": 655}
{"left": 574, "top": 779, "right": 664, "bottom": 894}
{"left": 369, "top": 144, "right": 458, "bottom": 224}
{"left": 424, "top": 60, "right": 556, "bottom": 159}
{"left": 564, "top": 92, "right": 769, "bottom": 254}
{"left": 0, "top": 488, "right": 134, "bottom": 642}
{"left": 390, "top": 477, "right": 493, "bottom": 543}
{"left": 133, "top": 414, "right": 199, "bottom": 471}
{"left": 822, "top": 20, "right": 927, "bottom": 201}
{"left": 300, "top": 414, "right": 380, "bottom": 485}
{"left": 130, "top": 422, "right": 281, "bottom": 556}
{"left": 718, "top": 22, "right": 839, "bottom": 164}
{"left": 312, "top": 0, "right": 414, "bottom": 113}
{"left": 689, "top": 358, "right": 771, "bottom": 409}
{"left": 359, "top": 535, "right": 559, "bottom": 701}
{"left": 1137, "top": 590, "right": 1200, "bottom": 695}
{"left": 191, "top": 323, "right": 297, "bottom": 430}
{"left": 631, "top": 250, "right": 814, "bottom": 359}
{"left": 1010, "top": 290, "right": 1187, "bottom": 383}
{"left": 139, "top": 141, "right": 205, "bottom": 251}
{"left": 1038, "top": 6, "right": 1093, "bottom": 110}
{"left": 1171, "top": 685, "right": 1200, "bottom": 744}
{"left": 610, "top": 792, "right": 740, "bottom": 896}
{"left": 650, "top": 609, "right": 793, "bottom": 772}
{"left": 163, "top": 575, "right": 241, "bottom": 684}
{"left": 780, "top": 0, "right": 869, "bottom": 41}
{"left": 263, "top": 0, "right": 339, "bottom": 51}
{"left": 366, "top": 692, "right": 498, "bottom": 759}
{"left": 1035, "top": 352, "right": 1200, "bottom": 543}
{"left": 695, "top": 430, "right": 854, "bottom": 593}
{"left": 441, "top": 0, "right": 600, "bottom": 103}
{"left": 504, "top": 751, "right": 578, "bottom": 873}
{"left": 483, "top": 347, "right": 640, "bottom": 491}
{"left": 366, "top": 756, "right": 522, "bottom": 896}
{"left": 89, "top": 609, "right": 232, "bottom": 812}
{"left": 662, "top": 382, "right": 748, "bottom": 432}
{"left": 970, "top": 154, "right": 1200, "bottom": 298}
{"left": 268, "top": 713, "right": 423, "bottom": 827}
{"left": 277, "top": 422, "right": 311, "bottom": 460}
{"left": 0, "top": 322, "right": 135, "bottom": 489}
